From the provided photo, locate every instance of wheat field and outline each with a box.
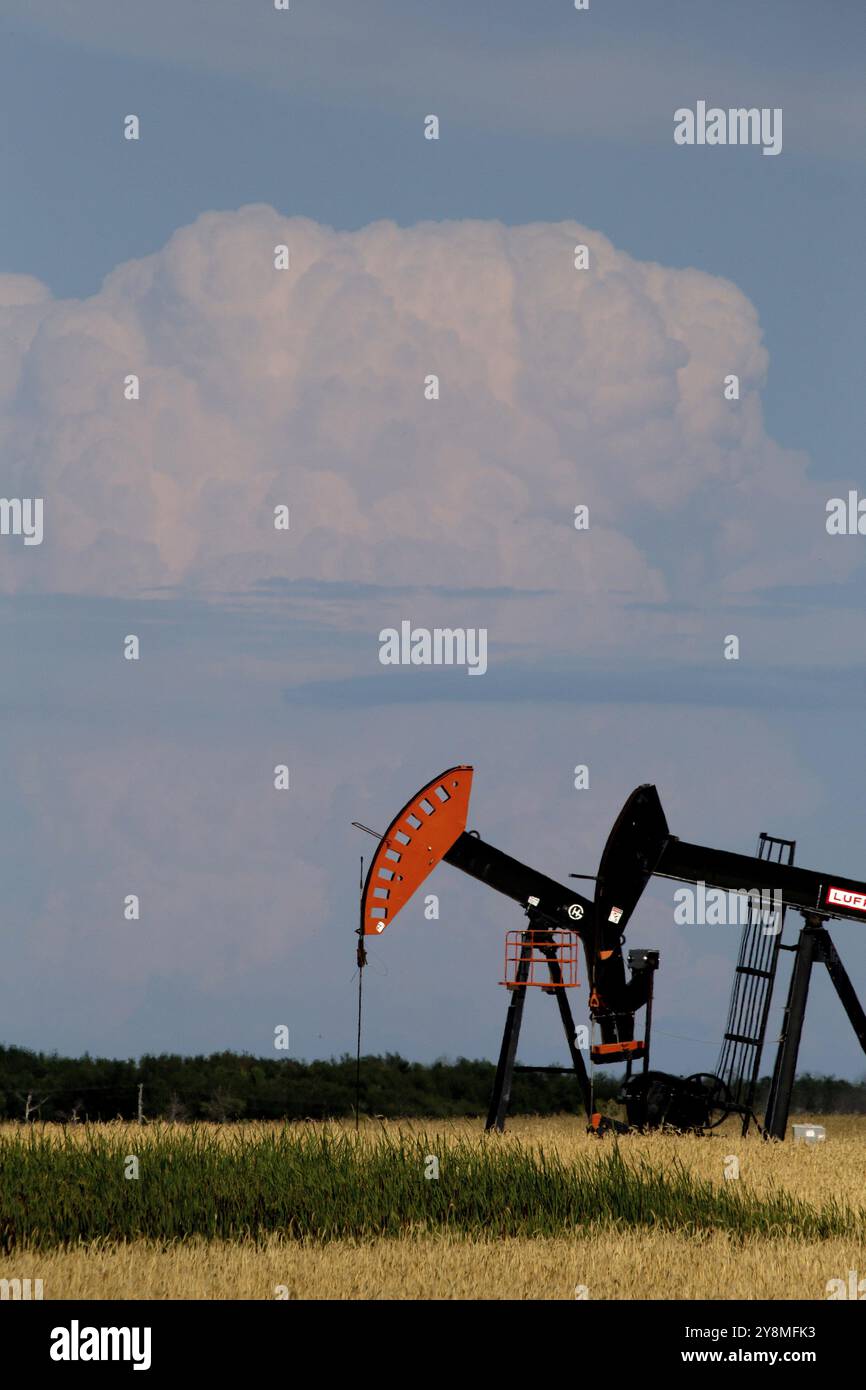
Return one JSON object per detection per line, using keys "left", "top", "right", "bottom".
{"left": 1, "top": 1115, "right": 863, "bottom": 1300}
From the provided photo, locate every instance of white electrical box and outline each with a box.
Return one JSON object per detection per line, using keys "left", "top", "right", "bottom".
{"left": 792, "top": 1124, "right": 826, "bottom": 1144}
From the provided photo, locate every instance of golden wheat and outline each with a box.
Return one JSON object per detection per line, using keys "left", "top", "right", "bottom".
{"left": 2, "top": 1114, "right": 862, "bottom": 1299}
{"left": 4, "top": 1230, "right": 864, "bottom": 1301}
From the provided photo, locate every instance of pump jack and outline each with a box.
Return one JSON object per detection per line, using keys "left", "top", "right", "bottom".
{"left": 357, "top": 767, "right": 866, "bottom": 1137}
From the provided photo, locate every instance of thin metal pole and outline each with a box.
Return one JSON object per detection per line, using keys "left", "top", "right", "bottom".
{"left": 354, "top": 856, "right": 366, "bottom": 1133}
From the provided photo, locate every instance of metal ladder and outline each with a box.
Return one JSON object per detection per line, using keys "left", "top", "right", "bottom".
{"left": 716, "top": 832, "right": 795, "bottom": 1135}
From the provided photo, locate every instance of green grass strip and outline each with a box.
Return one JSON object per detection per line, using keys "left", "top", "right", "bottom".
{"left": 0, "top": 1126, "right": 858, "bottom": 1251}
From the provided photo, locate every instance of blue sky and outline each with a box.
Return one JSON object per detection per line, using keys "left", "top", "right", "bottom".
{"left": 1, "top": 1, "right": 865, "bottom": 1082}
{"left": 3, "top": 0, "right": 865, "bottom": 469}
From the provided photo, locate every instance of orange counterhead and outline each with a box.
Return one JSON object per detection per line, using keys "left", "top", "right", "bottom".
{"left": 361, "top": 766, "right": 473, "bottom": 935}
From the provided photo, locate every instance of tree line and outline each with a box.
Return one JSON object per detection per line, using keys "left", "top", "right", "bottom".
{"left": 1, "top": 1044, "right": 863, "bottom": 1122}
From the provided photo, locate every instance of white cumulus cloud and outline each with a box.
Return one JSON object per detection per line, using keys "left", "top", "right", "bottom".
{"left": 0, "top": 207, "right": 854, "bottom": 646}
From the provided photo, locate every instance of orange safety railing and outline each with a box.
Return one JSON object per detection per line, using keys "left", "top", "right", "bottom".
{"left": 500, "top": 928, "right": 581, "bottom": 988}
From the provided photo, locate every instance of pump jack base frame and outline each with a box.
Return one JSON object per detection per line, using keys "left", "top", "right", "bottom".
{"left": 764, "top": 912, "right": 866, "bottom": 1140}
{"left": 485, "top": 915, "right": 650, "bottom": 1135}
